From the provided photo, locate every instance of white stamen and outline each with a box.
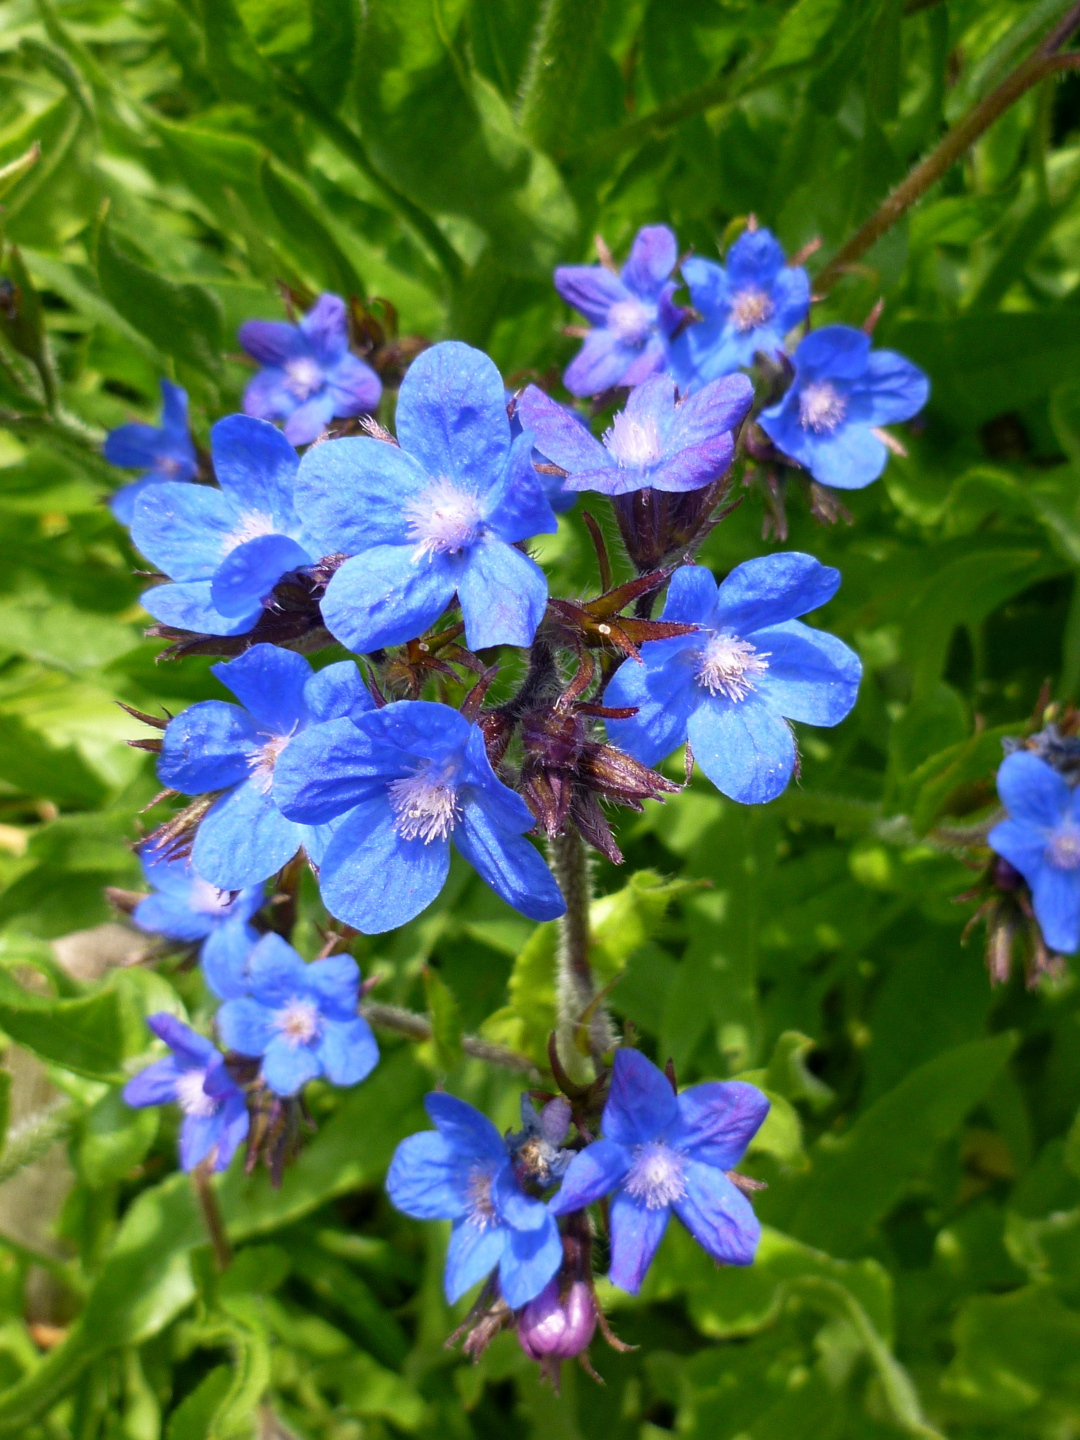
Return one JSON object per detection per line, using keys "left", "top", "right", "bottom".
{"left": 175, "top": 1068, "right": 219, "bottom": 1119}
{"left": 607, "top": 298, "right": 654, "bottom": 345}
{"left": 275, "top": 998, "right": 321, "bottom": 1047}
{"left": 227, "top": 510, "right": 279, "bottom": 553}
{"left": 1049, "top": 830, "right": 1080, "bottom": 871}
{"left": 729, "top": 287, "right": 773, "bottom": 333}
{"left": 799, "top": 381, "right": 847, "bottom": 434}
{"left": 624, "top": 1141, "right": 687, "bottom": 1210}
{"left": 405, "top": 479, "right": 484, "bottom": 561}
{"left": 284, "top": 356, "right": 325, "bottom": 401}
{"left": 189, "top": 877, "right": 233, "bottom": 916}
{"left": 604, "top": 409, "right": 664, "bottom": 469}
{"left": 696, "top": 632, "right": 770, "bottom": 702}
{"left": 388, "top": 764, "right": 461, "bottom": 843}
{"left": 466, "top": 1166, "right": 498, "bottom": 1229}
{"left": 246, "top": 728, "right": 295, "bottom": 795}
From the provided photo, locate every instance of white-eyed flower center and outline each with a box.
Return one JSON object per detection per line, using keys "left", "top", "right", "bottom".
{"left": 799, "top": 381, "right": 847, "bottom": 434}
{"left": 466, "top": 1166, "right": 498, "bottom": 1229}
{"left": 388, "top": 763, "right": 461, "bottom": 843}
{"left": 189, "top": 877, "right": 233, "bottom": 917}
{"left": 607, "top": 298, "right": 654, "bottom": 345}
{"left": 624, "top": 1141, "right": 687, "bottom": 1210}
{"left": 175, "top": 1068, "right": 219, "bottom": 1119}
{"left": 284, "top": 356, "right": 324, "bottom": 401}
{"left": 729, "top": 287, "right": 773, "bottom": 333}
{"left": 246, "top": 729, "right": 295, "bottom": 795}
{"left": 158, "top": 456, "right": 186, "bottom": 478}
{"left": 405, "top": 479, "right": 484, "bottom": 560}
{"left": 604, "top": 410, "right": 664, "bottom": 469}
{"left": 227, "top": 510, "right": 279, "bottom": 554}
{"left": 1049, "top": 830, "right": 1080, "bottom": 871}
{"left": 275, "top": 998, "right": 321, "bottom": 1047}
{"left": 696, "top": 632, "right": 770, "bottom": 702}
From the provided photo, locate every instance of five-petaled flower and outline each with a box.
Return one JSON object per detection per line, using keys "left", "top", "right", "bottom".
{"left": 759, "top": 325, "right": 928, "bottom": 490}
{"left": 555, "top": 226, "right": 687, "bottom": 398}
{"left": 240, "top": 293, "right": 382, "bottom": 447}
{"left": 157, "top": 644, "right": 373, "bottom": 892}
{"left": 132, "top": 415, "right": 320, "bottom": 637}
{"left": 387, "top": 1092, "right": 563, "bottom": 1308}
{"left": 123, "top": 1013, "right": 249, "bottom": 1172}
{"left": 605, "top": 557, "right": 861, "bottom": 805}
{"left": 294, "top": 341, "right": 557, "bottom": 653}
{"left": 217, "top": 933, "right": 378, "bottom": 1097}
{"left": 549, "top": 1048, "right": 768, "bottom": 1293}
{"left": 519, "top": 372, "right": 752, "bottom": 497}
{"left": 670, "top": 227, "right": 811, "bottom": 389}
{"left": 105, "top": 379, "right": 198, "bottom": 526}
{"left": 133, "top": 846, "right": 264, "bottom": 1000}
{"left": 275, "top": 698, "right": 565, "bottom": 933}
{"left": 989, "top": 750, "right": 1080, "bottom": 954}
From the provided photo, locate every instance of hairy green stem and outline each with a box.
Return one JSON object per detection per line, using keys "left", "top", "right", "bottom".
{"left": 192, "top": 1162, "right": 232, "bottom": 1273}
{"left": 550, "top": 828, "right": 611, "bottom": 1082}
{"left": 0, "top": 1100, "right": 77, "bottom": 1187}
{"left": 361, "top": 1002, "right": 540, "bottom": 1077}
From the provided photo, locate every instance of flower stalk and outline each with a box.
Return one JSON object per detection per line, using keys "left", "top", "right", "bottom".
{"left": 550, "top": 827, "right": 612, "bottom": 1081}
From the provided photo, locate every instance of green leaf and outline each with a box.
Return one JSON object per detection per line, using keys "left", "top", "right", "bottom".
{"left": 422, "top": 964, "right": 464, "bottom": 1072}
{"left": 0, "top": 145, "right": 39, "bottom": 202}
{"left": 0, "top": 970, "right": 125, "bottom": 1081}
{"left": 942, "top": 1285, "right": 1080, "bottom": 1417}
{"left": 516, "top": 0, "right": 605, "bottom": 156}
{"left": 260, "top": 155, "right": 365, "bottom": 296}
{"left": 77, "top": 1087, "right": 158, "bottom": 1188}
{"left": 764, "top": 0, "right": 847, "bottom": 73}
{"left": 165, "top": 1366, "right": 233, "bottom": 1440}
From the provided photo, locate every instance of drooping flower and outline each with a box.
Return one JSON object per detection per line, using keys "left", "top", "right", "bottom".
{"left": 123, "top": 1013, "right": 249, "bottom": 1172}
{"left": 604, "top": 558, "right": 861, "bottom": 805}
{"left": 133, "top": 846, "right": 263, "bottom": 1000}
{"left": 387, "top": 1092, "right": 563, "bottom": 1308}
{"left": 294, "top": 342, "right": 557, "bottom": 653}
{"left": 758, "top": 325, "right": 928, "bottom": 490}
{"left": 157, "top": 644, "right": 373, "bottom": 891}
{"left": 988, "top": 750, "right": 1080, "bottom": 954}
{"left": 518, "top": 372, "right": 752, "bottom": 498}
{"left": 274, "top": 698, "right": 565, "bottom": 932}
{"left": 240, "top": 293, "right": 381, "bottom": 447}
{"left": 131, "top": 415, "right": 319, "bottom": 637}
{"left": 549, "top": 1048, "right": 768, "bottom": 1293}
{"left": 216, "top": 933, "right": 378, "bottom": 1098}
{"left": 104, "top": 379, "right": 198, "bottom": 525}
{"left": 555, "top": 226, "right": 686, "bottom": 397}
{"left": 669, "top": 227, "right": 810, "bottom": 389}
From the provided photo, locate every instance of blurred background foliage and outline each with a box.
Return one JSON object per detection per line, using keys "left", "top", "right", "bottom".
{"left": 0, "top": 0, "right": 1076, "bottom": 1437}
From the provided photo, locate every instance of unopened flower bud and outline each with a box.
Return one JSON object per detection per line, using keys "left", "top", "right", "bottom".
{"left": 517, "top": 1278, "right": 597, "bottom": 1363}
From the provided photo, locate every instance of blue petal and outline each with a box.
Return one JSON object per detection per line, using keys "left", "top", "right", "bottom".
{"left": 110, "top": 477, "right": 164, "bottom": 527}
{"left": 752, "top": 620, "right": 862, "bottom": 726}
{"left": 454, "top": 799, "right": 565, "bottom": 921}
{"left": 681, "top": 257, "right": 729, "bottom": 320}
{"left": 564, "top": 329, "right": 638, "bottom": 398}
{"left": 608, "top": 1190, "right": 670, "bottom": 1294}
{"left": 603, "top": 1048, "right": 678, "bottom": 1147}
{"left": 305, "top": 954, "right": 360, "bottom": 1020}
{"left": 239, "top": 319, "right": 305, "bottom": 366}
{"left": 139, "top": 580, "right": 258, "bottom": 637}
{"left": 326, "top": 352, "right": 382, "bottom": 415}
{"left": 673, "top": 1161, "right": 761, "bottom": 1266}
{"left": 261, "top": 1035, "right": 322, "bottom": 1096}
{"left": 123, "top": 1056, "right": 183, "bottom": 1108}
{"left": 517, "top": 386, "right": 609, "bottom": 474}
{"left": 318, "top": 798, "right": 451, "bottom": 933}
{"left": 770, "top": 264, "right": 811, "bottom": 337}
{"left": 210, "top": 1092, "right": 250, "bottom": 1172}
{"left": 662, "top": 565, "right": 721, "bottom": 625}
{"left": 131, "top": 482, "right": 237, "bottom": 581}
{"left": 180, "top": 1112, "right": 223, "bottom": 1172}
{"left": 500, "top": 1216, "right": 563, "bottom": 1310}
{"left": 147, "top": 1012, "right": 216, "bottom": 1064}
{"left": 1032, "top": 866, "right": 1080, "bottom": 954}
{"left": 987, "top": 818, "right": 1046, "bottom": 888}
{"left": 395, "top": 341, "right": 510, "bottom": 487}
{"left": 713, "top": 552, "right": 842, "bottom": 635}
{"left": 192, "top": 782, "right": 306, "bottom": 890}
{"left": 158, "top": 701, "right": 258, "bottom": 794}
{"left": 666, "top": 373, "right": 754, "bottom": 454}
{"left": 726, "top": 228, "right": 785, "bottom": 291}
{"left": 243, "top": 366, "right": 297, "bottom": 423}
{"left": 444, "top": 1217, "right": 506, "bottom": 1304}
{"left": 299, "top": 293, "right": 349, "bottom": 362}
{"left": 673, "top": 1081, "right": 770, "bottom": 1168}
{"left": 316, "top": 1017, "right": 379, "bottom": 1087}
{"left": 426, "top": 1092, "right": 508, "bottom": 1165}
{"left": 133, "top": 890, "right": 213, "bottom": 943}
{"left": 362, "top": 698, "right": 473, "bottom": 762}
{"left": 797, "top": 422, "right": 888, "bottom": 491}
{"left": 460, "top": 726, "right": 537, "bottom": 834}
{"left": 105, "top": 423, "right": 170, "bottom": 471}
{"left": 304, "top": 660, "right": 374, "bottom": 723}
{"left": 212, "top": 645, "right": 313, "bottom": 734}
{"left": 284, "top": 391, "right": 337, "bottom": 447}
{"left": 481, "top": 431, "right": 558, "bottom": 545}
{"left": 320, "top": 546, "right": 459, "bottom": 653}
{"left": 210, "top": 415, "right": 300, "bottom": 528}
{"left": 245, "top": 932, "right": 311, "bottom": 1007}
{"left": 387, "top": 1130, "right": 467, "bottom": 1219}
{"left": 603, "top": 637, "right": 701, "bottom": 768}
{"left": 274, "top": 718, "right": 386, "bottom": 824}
{"left": 492, "top": 1161, "right": 551, "bottom": 1232}
{"left": 997, "top": 752, "right": 1070, "bottom": 828}
{"left": 850, "top": 349, "right": 928, "bottom": 426}
{"left": 553, "top": 265, "right": 627, "bottom": 324}
{"left": 792, "top": 325, "right": 871, "bottom": 382}
{"left": 295, "top": 437, "right": 428, "bottom": 555}
{"left": 549, "top": 1138, "right": 631, "bottom": 1215}
{"left": 200, "top": 920, "right": 258, "bottom": 1001}
{"left": 687, "top": 693, "right": 795, "bottom": 805}
{"left": 217, "top": 997, "right": 275, "bottom": 1057}
{"left": 457, "top": 539, "right": 548, "bottom": 649}
{"left": 210, "top": 534, "right": 313, "bottom": 617}
{"left": 621, "top": 225, "right": 677, "bottom": 298}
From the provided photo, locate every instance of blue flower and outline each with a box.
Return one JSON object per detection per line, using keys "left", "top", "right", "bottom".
{"left": 555, "top": 226, "right": 685, "bottom": 397}
{"left": 123, "top": 1013, "right": 249, "bottom": 1172}
{"left": 507, "top": 390, "right": 577, "bottom": 514}
{"left": 158, "top": 644, "right": 374, "bottom": 892}
{"left": 294, "top": 342, "right": 557, "bottom": 653}
{"left": 274, "top": 698, "right": 565, "bottom": 933}
{"left": 387, "top": 1092, "right": 562, "bottom": 1308}
{"left": 217, "top": 933, "right": 378, "bottom": 1098}
{"left": 550, "top": 1048, "right": 768, "bottom": 1293}
{"left": 759, "top": 325, "right": 929, "bottom": 490}
{"left": 989, "top": 751, "right": 1080, "bottom": 954}
{"left": 605, "top": 558, "right": 861, "bottom": 805}
{"left": 518, "top": 372, "right": 752, "bottom": 498}
{"left": 132, "top": 415, "right": 319, "bottom": 637}
{"left": 133, "top": 846, "right": 264, "bottom": 1000}
{"left": 240, "top": 293, "right": 382, "bottom": 447}
{"left": 104, "top": 379, "right": 198, "bottom": 526}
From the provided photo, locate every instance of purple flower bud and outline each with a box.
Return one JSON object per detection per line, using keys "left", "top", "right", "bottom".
{"left": 517, "top": 1279, "right": 597, "bottom": 1362}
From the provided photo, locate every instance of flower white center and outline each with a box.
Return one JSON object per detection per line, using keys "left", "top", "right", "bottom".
{"left": 624, "top": 1141, "right": 687, "bottom": 1210}
{"left": 246, "top": 729, "right": 295, "bottom": 795}
{"left": 696, "top": 631, "right": 770, "bottom": 702}
{"left": 158, "top": 456, "right": 186, "bottom": 478}
{"left": 227, "top": 510, "right": 279, "bottom": 554}
{"left": 466, "top": 1166, "right": 498, "bottom": 1229}
{"left": 405, "top": 479, "right": 484, "bottom": 561}
{"left": 284, "top": 356, "right": 324, "bottom": 401}
{"left": 388, "top": 764, "right": 461, "bottom": 843}
{"left": 604, "top": 409, "right": 664, "bottom": 469}
{"left": 729, "top": 287, "right": 773, "bottom": 333}
{"left": 275, "top": 998, "right": 321, "bottom": 1047}
{"left": 189, "top": 877, "right": 233, "bottom": 917}
{"left": 175, "top": 1068, "right": 219, "bottom": 1119}
{"left": 799, "top": 381, "right": 847, "bottom": 434}
{"left": 607, "top": 298, "right": 654, "bottom": 345}
{"left": 1049, "top": 829, "right": 1080, "bottom": 871}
